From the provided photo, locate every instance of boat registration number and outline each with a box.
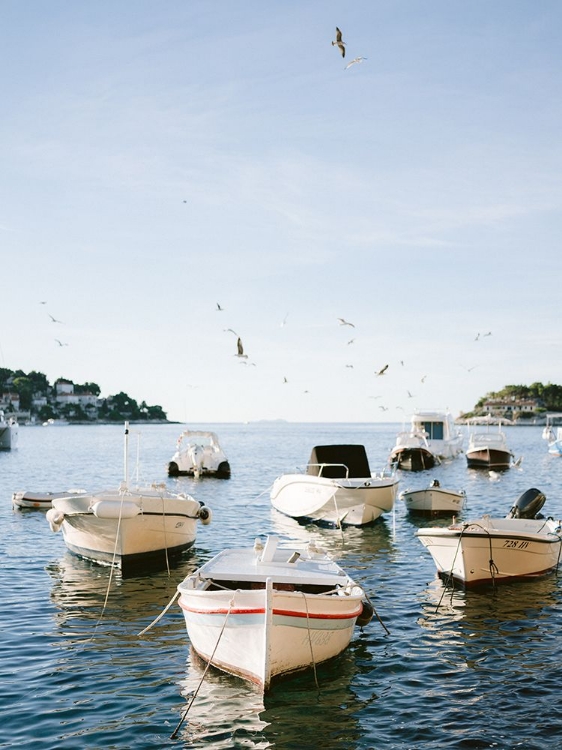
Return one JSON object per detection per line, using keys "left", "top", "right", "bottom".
{"left": 502, "top": 539, "right": 529, "bottom": 549}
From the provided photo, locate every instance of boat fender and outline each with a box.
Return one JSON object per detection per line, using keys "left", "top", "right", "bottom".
{"left": 91, "top": 500, "right": 141, "bottom": 519}
{"left": 357, "top": 599, "right": 374, "bottom": 628}
{"left": 46, "top": 508, "right": 65, "bottom": 533}
{"left": 198, "top": 506, "right": 212, "bottom": 525}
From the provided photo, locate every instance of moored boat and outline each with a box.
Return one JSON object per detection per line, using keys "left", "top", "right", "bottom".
{"left": 177, "top": 534, "right": 371, "bottom": 689}
{"left": 415, "top": 488, "right": 562, "bottom": 586}
{"left": 167, "top": 430, "right": 231, "bottom": 478}
{"left": 270, "top": 444, "right": 398, "bottom": 527}
{"left": 46, "top": 423, "right": 212, "bottom": 574}
{"left": 466, "top": 422, "right": 513, "bottom": 469}
{"left": 543, "top": 416, "right": 562, "bottom": 456}
{"left": 400, "top": 480, "right": 466, "bottom": 513}
{"left": 13, "top": 488, "right": 87, "bottom": 510}
{"left": 0, "top": 411, "right": 18, "bottom": 450}
{"left": 389, "top": 430, "right": 437, "bottom": 471}
{"left": 409, "top": 410, "right": 463, "bottom": 460}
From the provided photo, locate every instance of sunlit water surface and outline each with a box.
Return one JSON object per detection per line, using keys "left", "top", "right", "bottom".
{"left": 2, "top": 423, "right": 562, "bottom": 749}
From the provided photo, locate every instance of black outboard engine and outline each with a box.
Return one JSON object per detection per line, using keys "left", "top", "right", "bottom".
{"left": 508, "top": 488, "right": 546, "bottom": 519}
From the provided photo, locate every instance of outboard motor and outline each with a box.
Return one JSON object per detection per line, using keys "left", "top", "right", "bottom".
{"left": 508, "top": 488, "right": 546, "bottom": 519}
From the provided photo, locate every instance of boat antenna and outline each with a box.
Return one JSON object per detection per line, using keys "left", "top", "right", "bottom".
{"left": 124, "top": 421, "right": 129, "bottom": 487}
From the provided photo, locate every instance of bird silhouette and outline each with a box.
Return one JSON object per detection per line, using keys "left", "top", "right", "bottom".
{"left": 338, "top": 317, "right": 355, "bottom": 327}
{"left": 54, "top": 339, "right": 68, "bottom": 347}
{"left": 224, "top": 328, "right": 238, "bottom": 336}
{"left": 332, "top": 27, "right": 346, "bottom": 57}
{"left": 347, "top": 338, "right": 355, "bottom": 345}
{"left": 48, "top": 314, "right": 63, "bottom": 323}
{"left": 376, "top": 365, "right": 389, "bottom": 376}
{"left": 216, "top": 303, "right": 224, "bottom": 312}
{"left": 236, "top": 338, "right": 247, "bottom": 358}
{"left": 280, "top": 313, "right": 289, "bottom": 327}
{"left": 345, "top": 56, "right": 367, "bottom": 70}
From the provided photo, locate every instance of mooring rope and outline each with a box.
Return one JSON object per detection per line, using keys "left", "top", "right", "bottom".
{"left": 137, "top": 590, "right": 180, "bottom": 637}
{"left": 170, "top": 595, "right": 235, "bottom": 740}
{"left": 301, "top": 592, "right": 319, "bottom": 690}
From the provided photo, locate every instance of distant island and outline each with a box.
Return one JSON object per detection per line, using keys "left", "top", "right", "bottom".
{"left": 0, "top": 367, "right": 168, "bottom": 424}
{"left": 459, "top": 382, "right": 562, "bottom": 424}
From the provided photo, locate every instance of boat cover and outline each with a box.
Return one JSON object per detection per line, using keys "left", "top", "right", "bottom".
{"left": 307, "top": 445, "right": 371, "bottom": 479}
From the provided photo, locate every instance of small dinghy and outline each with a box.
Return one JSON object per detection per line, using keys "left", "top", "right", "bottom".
{"left": 177, "top": 535, "right": 372, "bottom": 690}
{"left": 416, "top": 488, "right": 562, "bottom": 586}
{"left": 400, "top": 480, "right": 466, "bottom": 513}
{"left": 13, "top": 488, "right": 86, "bottom": 510}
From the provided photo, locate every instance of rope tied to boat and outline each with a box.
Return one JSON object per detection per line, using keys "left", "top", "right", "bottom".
{"left": 170, "top": 594, "right": 235, "bottom": 740}
{"left": 301, "top": 591, "right": 319, "bottom": 691}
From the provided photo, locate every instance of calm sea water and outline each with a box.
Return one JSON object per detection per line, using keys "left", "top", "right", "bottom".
{"left": 2, "top": 422, "right": 562, "bottom": 750}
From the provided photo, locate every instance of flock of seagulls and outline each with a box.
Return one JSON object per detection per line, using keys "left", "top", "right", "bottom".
{"left": 39, "top": 303, "right": 69, "bottom": 348}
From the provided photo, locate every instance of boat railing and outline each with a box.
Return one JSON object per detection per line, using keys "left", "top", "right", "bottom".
{"left": 307, "top": 462, "right": 350, "bottom": 479}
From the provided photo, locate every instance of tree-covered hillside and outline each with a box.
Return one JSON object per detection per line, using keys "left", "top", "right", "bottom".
{"left": 0, "top": 367, "right": 167, "bottom": 422}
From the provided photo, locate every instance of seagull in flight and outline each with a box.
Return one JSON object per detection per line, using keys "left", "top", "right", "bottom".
{"left": 407, "top": 390, "right": 414, "bottom": 398}
{"left": 345, "top": 56, "right": 367, "bottom": 70}
{"left": 483, "top": 331, "right": 492, "bottom": 337}
{"left": 332, "top": 27, "right": 346, "bottom": 57}
{"left": 347, "top": 338, "right": 355, "bottom": 345}
{"left": 48, "top": 314, "right": 63, "bottom": 323}
{"left": 280, "top": 313, "right": 289, "bottom": 328}
{"left": 236, "top": 338, "right": 247, "bottom": 358}
{"left": 376, "top": 364, "right": 389, "bottom": 376}
{"left": 224, "top": 328, "right": 238, "bottom": 336}
{"left": 55, "top": 339, "right": 68, "bottom": 347}
{"left": 338, "top": 317, "right": 355, "bottom": 327}
{"left": 216, "top": 303, "right": 224, "bottom": 312}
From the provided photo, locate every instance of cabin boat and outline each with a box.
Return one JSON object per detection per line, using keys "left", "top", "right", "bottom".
{"left": 389, "top": 430, "right": 437, "bottom": 471}
{"left": 409, "top": 410, "right": 463, "bottom": 460}
{"left": 466, "top": 423, "right": 513, "bottom": 469}
{"left": 177, "top": 535, "right": 371, "bottom": 690}
{"left": 168, "top": 430, "right": 231, "bottom": 478}
{"left": 0, "top": 411, "right": 18, "bottom": 450}
{"left": 270, "top": 444, "right": 399, "bottom": 527}
{"left": 416, "top": 488, "right": 562, "bottom": 586}
{"left": 400, "top": 480, "right": 466, "bottom": 513}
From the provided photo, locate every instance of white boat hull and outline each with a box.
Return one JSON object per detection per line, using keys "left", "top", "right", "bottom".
{"left": 270, "top": 474, "right": 398, "bottom": 526}
{"left": 416, "top": 516, "right": 562, "bottom": 586}
{"left": 401, "top": 487, "right": 465, "bottom": 513}
{"left": 179, "top": 586, "right": 362, "bottom": 688}
{"left": 47, "top": 487, "right": 210, "bottom": 573}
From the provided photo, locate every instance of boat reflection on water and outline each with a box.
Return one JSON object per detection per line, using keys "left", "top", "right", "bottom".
{"left": 270, "top": 505, "right": 395, "bottom": 560}
{"left": 176, "top": 641, "right": 372, "bottom": 750}
{"left": 419, "top": 573, "right": 562, "bottom": 649}
{"left": 46, "top": 551, "right": 206, "bottom": 636}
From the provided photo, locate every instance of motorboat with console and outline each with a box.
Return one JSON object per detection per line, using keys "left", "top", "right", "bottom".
{"left": 400, "top": 479, "right": 466, "bottom": 513}
{"left": 167, "top": 430, "right": 231, "bottom": 478}
{"left": 270, "top": 444, "right": 398, "bottom": 527}
{"left": 409, "top": 410, "right": 463, "bottom": 460}
{"left": 416, "top": 488, "right": 562, "bottom": 586}
{"left": 389, "top": 429, "right": 437, "bottom": 471}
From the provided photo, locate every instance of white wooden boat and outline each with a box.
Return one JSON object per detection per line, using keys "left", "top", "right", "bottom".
{"left": 168, "top": 430, "right": 230, "bottom": 478}
{"left": 270, "top": 444, "right": 398, "bottom": 527}
{"left": 177, "top": 535, "right": 371, "bottom": 689}
{"left": 46, "top": 424, "right": 212, "bottom": 574}
{"left": 415, "top": 488, "right": 562, "bottom": 586}
{"left": 389, "top": 430, "right": 437, "bottom": 471}
{"left": 13, "top": 488, "right": 86, "bottom": 510}
{"left": 466, "top": 423, "right": 513, "bottom": 469}
{"left": 400, "top": 480, "right": 466, "bottom": 513}
{"left": 409, "top": 410, "right": 463, "bottom": 459}
{"left": 0, "top": 411, "right": 18, "bottom": 450}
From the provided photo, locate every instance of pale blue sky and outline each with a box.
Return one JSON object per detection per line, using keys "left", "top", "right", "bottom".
{"left": 1, "top": 1, "right": 561, "bottom": 423}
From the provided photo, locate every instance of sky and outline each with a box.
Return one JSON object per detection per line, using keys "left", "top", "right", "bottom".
{"left": 1, "top": 1, "right": 561, "bottom": 424}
